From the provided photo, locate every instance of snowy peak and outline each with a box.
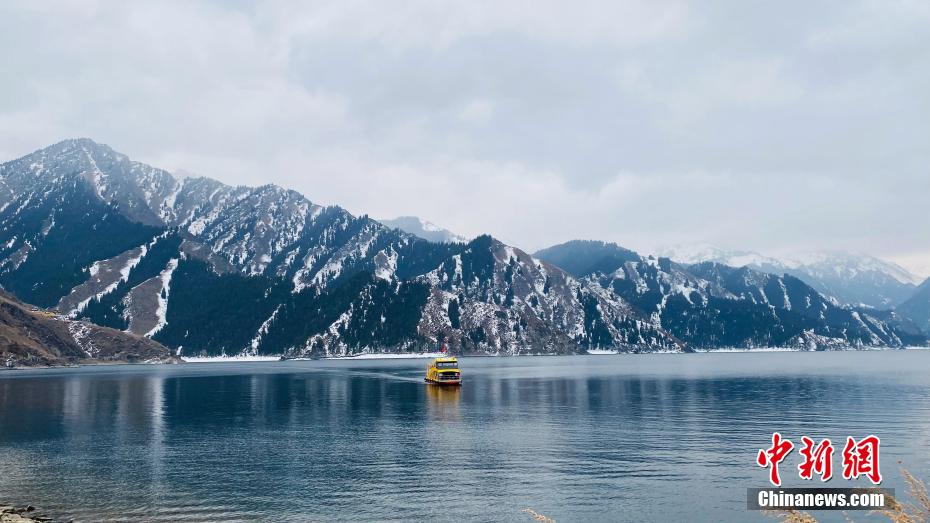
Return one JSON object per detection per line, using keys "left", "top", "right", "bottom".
{"left": 659, "top": 244, "right": 922, "bottom": 287}
{"left": 783, "top": 251, "right": 924, "bottom": 286}
{"left": 656, "top": 244, "right": 786, "bottom": 272}
{"left": 657, "top": 244, "right": 922, "bottom": 308}
{"left": 536, "top": 240, "right": 924, "bottom": 348}
{"left": 0, "top": 138, "right": 177, "bottom": 227}
{"left": 378, "top": 216, "right": 469, "bottom": 244}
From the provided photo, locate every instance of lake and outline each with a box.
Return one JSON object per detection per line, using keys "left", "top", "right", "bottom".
{"left": 1, "top": 352, "right": 929, "bottom": 522}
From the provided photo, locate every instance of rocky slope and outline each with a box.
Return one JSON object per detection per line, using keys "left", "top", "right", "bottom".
{"left": 0, "top": 290, "right": 174, "bottom": 367}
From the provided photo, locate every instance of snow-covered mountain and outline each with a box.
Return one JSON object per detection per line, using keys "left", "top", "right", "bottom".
{"left": 378, "top": 216, "right": 469, "bottom": 244}
{"left": 536, "top": 241, "right": 926, "bottom": 348}
{"left": 657, "top": 244, "right": 922, "bottom": 309}
{"left": 655, "top": 244, "right": 786, "bottom": 272}
{"left": 0, "top": 139, "right": 681, "bottom": 357}
{"left": 1, "top": 139, "right": 923, "bottom": 355}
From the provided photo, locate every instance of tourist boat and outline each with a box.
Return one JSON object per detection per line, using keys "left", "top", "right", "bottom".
{"left": 425, "top": 356, "right": 461, "bottom": 386}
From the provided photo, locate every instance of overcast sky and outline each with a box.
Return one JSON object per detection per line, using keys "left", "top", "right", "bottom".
{"left": 1, "top": 1, "right": 928, "bottom": 274}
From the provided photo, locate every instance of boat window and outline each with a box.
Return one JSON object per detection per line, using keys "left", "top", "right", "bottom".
{"left": 436, "top": 362, "right": 458, "bottom": 368}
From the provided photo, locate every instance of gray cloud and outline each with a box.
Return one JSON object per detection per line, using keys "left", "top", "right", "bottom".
{"left": 1, "top": 0, "right": 928, "bottom": 274}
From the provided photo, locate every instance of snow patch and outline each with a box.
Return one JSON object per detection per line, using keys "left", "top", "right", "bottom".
{"left": 144, "top": 258, "right": 178, "bottom": 337}
{"left": 71, "top": 245, "right": 148, "bottom": 317}
{"left": 68, "top": 321, "right": 98, "bottom": 358}
{"left": 247, "top": 305, "right": 282, "bottom": 354}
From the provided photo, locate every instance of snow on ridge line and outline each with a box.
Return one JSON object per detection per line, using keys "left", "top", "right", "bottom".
{"left": 82, "top": 145, "right": 107, "bottom": 199}
{"left": 144, "top": 258, "right": 178, "bottom": 337}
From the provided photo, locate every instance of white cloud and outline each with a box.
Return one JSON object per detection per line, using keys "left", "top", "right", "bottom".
{"left": 0, "top": 0, "right": 928, "bottom": 269}
{"left": 268, "top": 0, "right": 695, "bottom": 50}
{"left": 457, "top": 99, "right": 495, "bottom": 125}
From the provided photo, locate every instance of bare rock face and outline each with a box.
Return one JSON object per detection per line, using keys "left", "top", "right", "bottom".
{"left": 0, "top": 290, "right": 176, "bottom": 367}
{"left": 124, "top": 275, "right": 164, "bottom": 335}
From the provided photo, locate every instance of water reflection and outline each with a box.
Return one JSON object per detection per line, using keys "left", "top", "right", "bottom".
{"left": 425, "top": 384, "right": 461, "bottom": 422}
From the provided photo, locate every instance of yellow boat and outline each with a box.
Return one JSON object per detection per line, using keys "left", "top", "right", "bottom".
{"left": 425, "top": 356, "right": 461, "bottom": 386}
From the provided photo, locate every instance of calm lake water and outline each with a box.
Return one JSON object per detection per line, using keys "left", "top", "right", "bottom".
{"left": 1, "top": 352, "right": 929, "bottom": 522}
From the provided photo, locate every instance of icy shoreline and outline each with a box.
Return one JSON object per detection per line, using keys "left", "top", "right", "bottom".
{"left": 175, "top": 346, "right": 930, "bottom": 364}
{"left": 695, "top": 346, "right": 930, "bottom": 353}
{"left": 181, "top": 355, "right": 282, "bottom": 363}
{"left": 325, "top": 352, "right": 445, "bottom": 360}
{"left": 180, "top": 352, "right": 447, "bottom": 363}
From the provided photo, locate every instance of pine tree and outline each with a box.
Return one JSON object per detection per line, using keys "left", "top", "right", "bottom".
{"left": 448, "top": 297, "right": 461, "bottom": 329}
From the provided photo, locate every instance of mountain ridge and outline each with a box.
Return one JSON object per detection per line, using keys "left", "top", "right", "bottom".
{"left": 0, "top": 139, "right": 683, "bottom": 357}
{"left": 535, "top": 240, "right": 927, "bottom": 348}
{"left": 0, "top": 139, "right": 924, "bottom": 356}
{"left": 656, "top": 243, "right": 923, "bottom": 309}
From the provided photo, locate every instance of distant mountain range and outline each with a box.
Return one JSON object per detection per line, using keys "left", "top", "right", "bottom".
{"left": 378, "top": 216, "right": 469, "bottom": 244}
{"left": 657, "top": 244, "right": 925, "bottom": 309}
{"left": 0, "top": 139, "right": 925, "bottom": 360}
{"left": 535, "top": 241, "right": 926, "bottom": 350}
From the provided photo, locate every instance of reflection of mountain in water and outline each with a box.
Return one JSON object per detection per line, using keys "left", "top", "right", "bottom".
{"left": 2, "top": 356, "right": 930, "bottom": 522}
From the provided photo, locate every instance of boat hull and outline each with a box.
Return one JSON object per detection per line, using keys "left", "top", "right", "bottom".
{"left": 425, "top": 378, "right": 462, "bottom": 386}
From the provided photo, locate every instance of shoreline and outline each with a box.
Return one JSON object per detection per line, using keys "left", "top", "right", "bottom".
{"left": 183, "top": 346, "right": 929, "bottom": 363}
{"left": 0, "top": 505, "right": 51, "bottom": 523}
{"left": 180, "top": 355, "right": 283, "bottom": 363}
{"left": 3, "top": 346, "right": 927, "bottom": 370}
